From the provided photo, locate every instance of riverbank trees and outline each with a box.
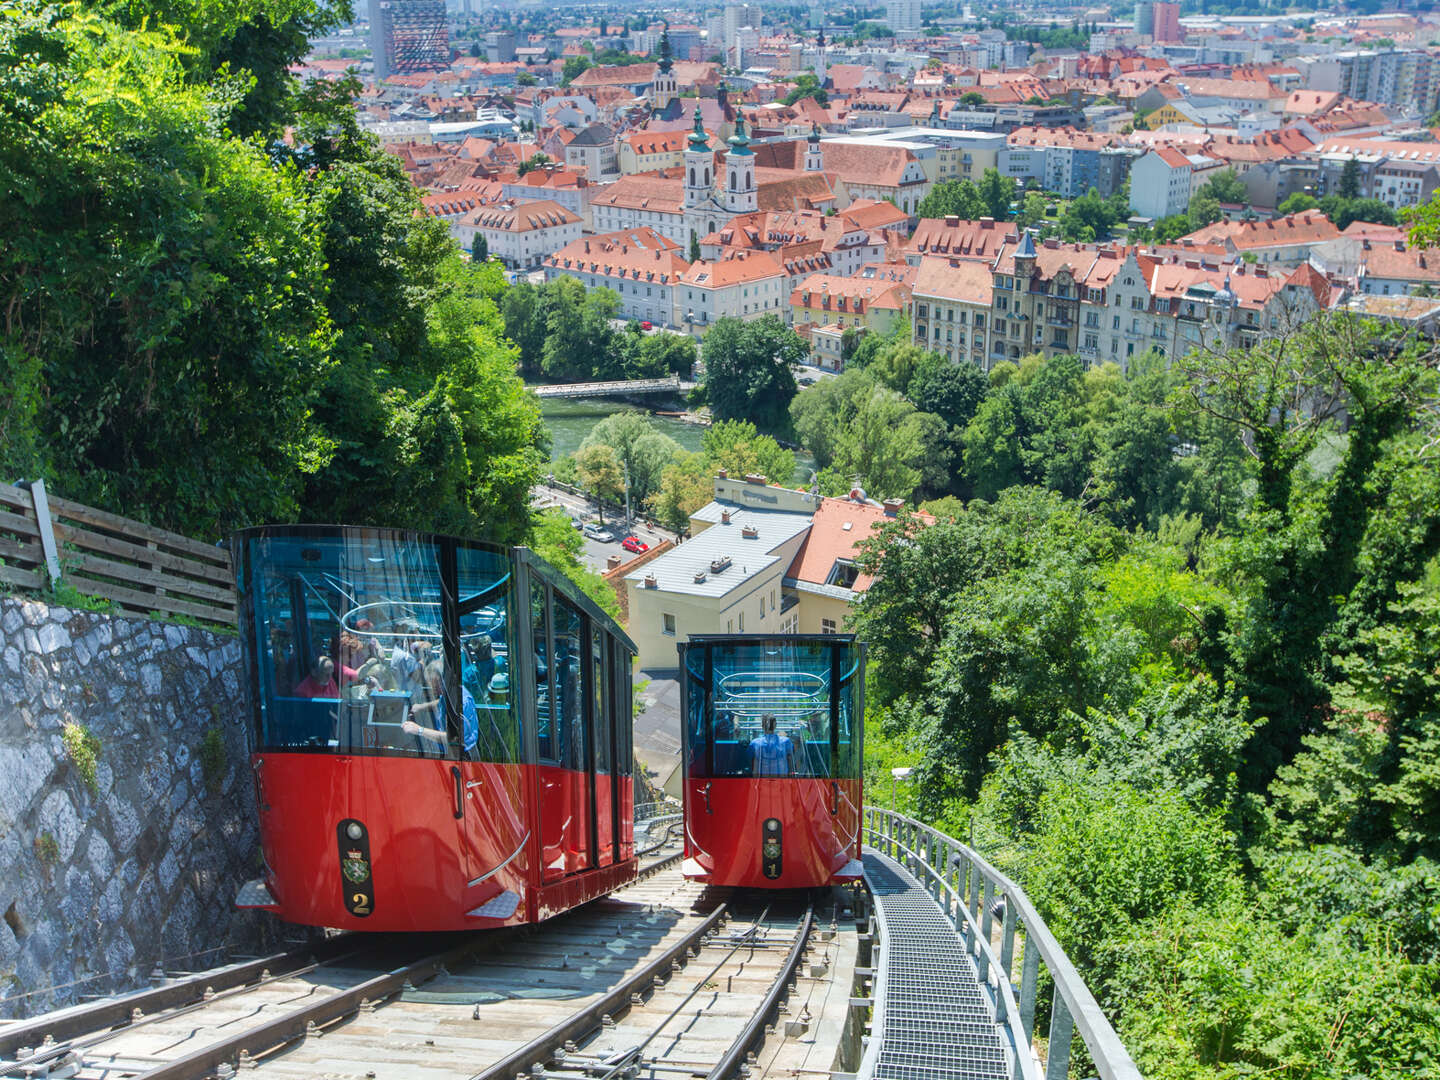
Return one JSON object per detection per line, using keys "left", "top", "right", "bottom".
{"left": 501, "top": 279, "right": 697, "bottom": 383}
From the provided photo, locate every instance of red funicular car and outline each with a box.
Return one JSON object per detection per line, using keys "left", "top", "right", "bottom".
{"left": 230, "top": 525, "right": 637, "bottom": 931}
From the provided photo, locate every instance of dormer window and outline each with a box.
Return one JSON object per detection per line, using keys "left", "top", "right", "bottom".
{"left": 826, "top": 559, "right": 860, "bottom": 589}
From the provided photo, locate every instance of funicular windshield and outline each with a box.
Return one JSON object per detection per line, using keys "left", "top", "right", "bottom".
{"left": 684, "top": 636, "right": 863, "bottom": 779}
{"left": 234, "top": 529, "right": 520, "bottom": 762}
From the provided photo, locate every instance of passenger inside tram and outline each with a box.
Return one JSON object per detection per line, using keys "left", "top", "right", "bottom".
{"left": 246, "top": 534, "right": 522, "bottom": 762}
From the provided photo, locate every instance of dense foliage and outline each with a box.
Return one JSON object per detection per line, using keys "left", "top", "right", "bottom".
{"left": 696, "top": 315, "right": 804, "bottom": 429}
{"left": 853, "top": 315, "right": 1440, "bottom": 1078}
{"left": 1, "top": 0, "right": 544, "bottom": 545}
{"left": 501, "top": 279, "right": 697, "bottom": 383}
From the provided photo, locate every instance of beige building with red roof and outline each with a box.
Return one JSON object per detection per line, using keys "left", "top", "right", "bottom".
{"left": 543, "top": 228, "right": 691, "bottom": 328}
{"left": 459, "top": 200, "right": 582, "bottom": 270}
{"left": 911, "top": 256, "right": 995, "bottom": 368}
{"left": 1178, "top": 208, "right": 1343, "bottom": 268}
{"left": 789, "top": 273, "right": 913, "bottom": 339}
{"left": 623, "top": 475, "right": 929, "bottom": 667}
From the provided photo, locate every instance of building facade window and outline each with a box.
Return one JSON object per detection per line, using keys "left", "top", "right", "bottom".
{"left": 662, "top": 612, "right": 677, "bottom": 636}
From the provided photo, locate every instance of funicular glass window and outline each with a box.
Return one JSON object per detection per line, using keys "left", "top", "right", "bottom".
{"left": 244, "top": 532, "right": 446, "bottom": 755}
{"left": 592, "top": 627, "right": 611, "bottom": 775}
{"left": 458, "top": 546, "right": 520, "bottom": 763}
{"left": 616, "top": 642, "right": 634, "bottom": 777}
{"left": 687, "top": 639, "right": 848, "bottom": 779}
{"left": 552, "top": 595, "right": 586, "bottom": 772}
{"left": 533, "top": 584, "right": 555, "bottom": 762}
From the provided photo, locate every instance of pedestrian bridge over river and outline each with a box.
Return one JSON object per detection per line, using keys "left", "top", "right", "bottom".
{"left": 530, "top": 376, "right": 696, "bottom": 399}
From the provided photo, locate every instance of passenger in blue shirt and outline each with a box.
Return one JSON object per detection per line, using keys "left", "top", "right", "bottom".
{"left": 749, "top": 714, "right": 795, "bottom": 777}
{"left": 404, "top": 660, "right": 479, "bottom": 756}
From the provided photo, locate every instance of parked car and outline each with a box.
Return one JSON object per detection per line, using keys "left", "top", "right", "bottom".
{"left": 621, "top": 535, "right": 649, "bottom": 554}
{"left": 641, "top": 320, "right": 653, "bottom": 331}
{"left": 570, "top": 516, "right": 584, "bottom": 531}
{"left": 582, "top": 522, "right": 616, "bottom": 542}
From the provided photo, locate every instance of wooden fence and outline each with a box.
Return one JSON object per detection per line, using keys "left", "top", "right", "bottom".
{"left": 0, "top": 480, "right": 236, "bottom": 626}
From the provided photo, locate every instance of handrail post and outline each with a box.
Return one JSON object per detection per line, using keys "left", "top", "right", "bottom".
{"left": 1000, "top": 897, "right": 1017, "bottom": 984}
{"left": 1019, "top": 928, "right": 1040, "bottom": 1042}
{"left": 1045, "top": 991, "right": 1074, "bottom": 1080}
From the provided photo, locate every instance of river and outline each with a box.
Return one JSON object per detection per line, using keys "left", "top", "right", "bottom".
{"left": 539, "top": 397, "right": 815, "bottom": 486}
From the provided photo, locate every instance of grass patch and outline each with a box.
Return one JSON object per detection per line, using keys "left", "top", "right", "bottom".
{"left": 62, "top": 722, "right": 102, "bottom": 795}
{"left": 200, "top": 727, "right": 227, "bottom": 795}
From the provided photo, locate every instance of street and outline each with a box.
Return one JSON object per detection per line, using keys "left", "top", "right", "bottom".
{"left": 532, "top": 482, "right": 677, "bottom": 573}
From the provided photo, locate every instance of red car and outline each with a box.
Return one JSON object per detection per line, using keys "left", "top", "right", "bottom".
{"left": 640, "top": 321, "right": 653, "bottom": 331}
{"left": 621, "top": 535, "right": 649, "bottom": 554}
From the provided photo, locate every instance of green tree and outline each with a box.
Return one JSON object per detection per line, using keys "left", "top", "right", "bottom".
{"left": 977, "top": 167, "right": 1013, "bottom": 220}
{"left": 907, "top": 352, "right": 989, "bottom": 430}
{"left": 1197, "top": 168, "right": 1247, "bottom": 204}
{"left": 575, "top": 442, "right": 625, "bottom": 516}
{"left": 517, "top": 151, "right": 551, "bottom": 175}
{"left": 473, "top": 234, "right": 489, "bottom": 261}
{"left": 560, "top": 55, "right": 592, "bottom": 86}
{"left": 647, "top": 450, "right": 713, "bottom": 533}
{"left": 1188, "top": 190, "right": 1223, "bottom": 229}
{"left": 580, "top": 411, "right": 682, "bottom": 502}
{"left": 689, "top": 230, "right": 701, "bottom": 263}
{"left": 1016, "top": 190, "right": 1049, "bottom": 229}
{"left": 1152, "top": 213, "right": 1193, "bottom": 243}
{"left": 959, "top": 91, "right": 986, "bottom": 106}
{"left": 1278, "top": 192, "right": 1319, "bottom": 215}
{"left": 1339, "top": 156, "right": 1362, "bottom": 199}
{"left": 916, "top": 179, "right": 986, "bottom": 220}
{"left": 700, "top": 420, "right": 797, "bottom": 485}
{"left": 700, "top": 316, "right": 803, "bottom": 429}
{"left": 541, "top": 277, "right": 620, "bottom": 380}
{"left": 529, "top": 508, "right": 620, "bottom": 619}
{"left": 782, "top": 72, "right": 828, "bottom": 106}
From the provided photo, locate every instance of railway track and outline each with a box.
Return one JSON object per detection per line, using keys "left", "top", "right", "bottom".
{"left": 0, "top": 839, "right": 848, "bottom": 1080}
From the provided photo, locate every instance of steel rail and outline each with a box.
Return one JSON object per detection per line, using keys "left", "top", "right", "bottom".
{"left": 467, "top": 900, "right": 732, "bottom": 1080}
{"left": 705, "top": 902, "right": 815, "bottom": 1080}
{"left": 135, "top": 930, "right": 521, "bottom": 1080}
{"left": 0, "top": 948, "right": 376, "bottom": 1079}
{"left": 0, "top": 937, "right": 357, "bottom": 1060}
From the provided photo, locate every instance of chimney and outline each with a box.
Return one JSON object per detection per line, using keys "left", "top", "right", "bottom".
{"left": 607, "top": 554, "right": 622, "bottom": 570}
{"left": 717, "top": 468, "right": 728, "bottom": 479}
{"left": 644, "top": 572, "right": 657, "bottom": 588}
{"left": 945, "top": 215, "right": 960, "bottom": 226}
{"left": 979, "top": 216, "right": 994, "bottom": 226}
{"left": 744, "top": 473, "right": 768, "bottom": 485}
{"left": 721, "top": 509, "right": 732, "bottom": 524}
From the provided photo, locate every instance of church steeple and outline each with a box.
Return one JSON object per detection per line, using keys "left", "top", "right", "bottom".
{"left": 724, "top": 115, "right": 756, "bottom": 213}
{"left": 684, "top": 103, "right": 712, "bottom": 210}
{"left": 650, "top": 26, "right": 678, "bottom": 109}
{"left": 805, "top": 121, "right": 824, "bottom": 172}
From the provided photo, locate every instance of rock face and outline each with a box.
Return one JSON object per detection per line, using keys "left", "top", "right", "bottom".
{"left": 0, "top": 597, "right": 280, "bottom": 1017}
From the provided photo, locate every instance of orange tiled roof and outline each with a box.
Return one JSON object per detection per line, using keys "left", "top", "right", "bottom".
{"left": 545, "top": 227, "right": 690, "bottom": 284}
{"left": 785, "top": 496, "right": 933, "bottom": 591}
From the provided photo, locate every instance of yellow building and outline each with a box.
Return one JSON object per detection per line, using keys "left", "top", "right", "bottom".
{"left": 623, "top": 475, "right": 930, "bottom": 669}
{"left": 789, "top": 273, "right": 913, "bottom": 337}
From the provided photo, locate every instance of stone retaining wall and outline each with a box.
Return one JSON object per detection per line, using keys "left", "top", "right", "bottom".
{"left": 0, "top": 596, "right": 279, "bottom": 1017}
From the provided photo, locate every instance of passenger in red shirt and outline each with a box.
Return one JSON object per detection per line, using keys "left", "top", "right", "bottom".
{"left": 294, "top": 656, "right": 338, "bottom": 699}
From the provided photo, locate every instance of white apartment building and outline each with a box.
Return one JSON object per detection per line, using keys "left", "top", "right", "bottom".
{"left": 462, "top": 201, "right": 582, "bottom": 270}
{"left": 544, "top": 228, "right": 691, "bottom": 328}
{"left": 1130, "top": 147, "right": 1196, "bottom": 220}
{"left": 676, "top": 252, "right": 789, "bottom": 338}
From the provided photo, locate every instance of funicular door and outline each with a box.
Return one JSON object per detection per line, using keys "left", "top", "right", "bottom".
{"left": 449, "top": 544, "right": 527, "bottom": 902}
{"left": 590, "top": 624, "right": 615, "bottom": 867}
{"left": 533, "top": 580, "right": 594, "bottom": 883}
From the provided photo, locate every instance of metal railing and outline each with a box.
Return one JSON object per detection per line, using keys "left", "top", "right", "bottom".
{"left": 864, "top": 807, "right": 1143, "bottom": 1080}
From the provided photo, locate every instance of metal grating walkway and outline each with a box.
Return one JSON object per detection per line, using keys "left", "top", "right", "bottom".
{"left": 862, "top": 849, "right": 1010, "bottom": 1080}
